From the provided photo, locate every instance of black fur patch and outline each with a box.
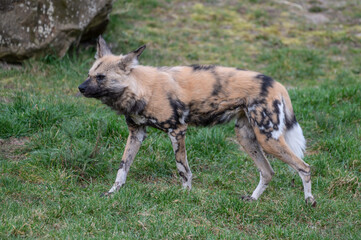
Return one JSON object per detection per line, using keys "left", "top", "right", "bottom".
{"left": 298, "top": 169, "right": 310, "bottom": 176}
{"left": 179, "top": 171, "right": 188, "bottom": 182}
{"left": 119, "top": 160, "right": 125, "bottom": 169}
{"left": 84, "top": 86, "right": 111, "bottom": 98}
{"left": 285, "top": 114, "right": 297, "bottom": 130}
{"left": 144, "top": 94, "right": 188, "bottom": 131}
{"left": 211, "top": 69, "right": 222, "bottom": 96}
{"left": 176, "top": 160, "right": 189, "bottom": 173}
{"left": 146, "top": 117, "right": 166, "bottom": 130}
{"left": 188, "top": 100, "right": 244, "bottom": 126}
{"left": 167, "top": 93, "right": 187, "bottom": 124}
{"left": 256, "top": 74, "right": 274, "bottom": 97}
{"left": 259, "top": 108, "right": 272, "bottom": 128}
{"left": 272, "top": 100, "right": 280, "bottom": 115}
{"left": 125, "top": 116, "right": 138, "bottom": 127}
{"left": 130, "top": 99, "right": 147, "bottom": 115}
{"left": 272, "top": 99, "right": 281, "bottom": 126}
{"left": 190, "top": 64, "right": 215, "bottom": 71}
{"left": 210, "top": 102, "right": 218, "bottom": 109}
{"left": 247, "top": 99, "right": 281, "bottom": 140}
{"left": 248, "top": 98, "right": 266, "bottom": 107}
{"left": 108, "top": 92, "right": 146, "bottom": 116}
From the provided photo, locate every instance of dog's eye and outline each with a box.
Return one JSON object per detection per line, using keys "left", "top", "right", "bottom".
{"left": 96, "top": 74, "right": 106, "bottom": 82}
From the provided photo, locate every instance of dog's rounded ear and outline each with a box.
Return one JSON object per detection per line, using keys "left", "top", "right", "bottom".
{"left": 95, "top": 35, "right": 112, "bottom": 59}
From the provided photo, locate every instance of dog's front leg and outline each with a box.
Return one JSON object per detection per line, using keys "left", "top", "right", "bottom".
{"left": 168, "top": 126, "right": 192, "bottom": 189}
{"left": 104, "top": 125, "right": 146, "bottom": 196}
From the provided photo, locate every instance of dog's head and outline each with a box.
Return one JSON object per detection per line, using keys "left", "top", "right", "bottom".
{"left": 78, "top": 36, "right": 146, "bottom": 99}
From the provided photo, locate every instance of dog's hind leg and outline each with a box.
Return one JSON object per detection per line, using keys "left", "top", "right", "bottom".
{"left": 168, "top": 126, "right": 192, "bottom": 189}
{"left": 104, "top": 125, "right": 146, "bottom": 196}
{"left": 235, "top": 117, "right": 275, "bottom": 201}
{"left": 255, "top": 132, "right": 316, "bottom": 206}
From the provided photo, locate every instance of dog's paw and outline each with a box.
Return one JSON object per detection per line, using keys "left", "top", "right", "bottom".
{"left": 182, "top": 182, "right": 192, "bottom": 191}
{"left": 241, "top": 195, "right": 256, "bottom": 202}
{"left": 305, "top": 196, "right": 317, "bottom": 207}
{"left": 100, "top": 191, "right": 113, "bottom": 197}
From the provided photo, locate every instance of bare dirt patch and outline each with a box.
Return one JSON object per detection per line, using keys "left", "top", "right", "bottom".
{"left": 0, "top": 96, "right": 11, "bottom": 103}
{"left": 0, "top": 137, "right": 30, "bottom": 161}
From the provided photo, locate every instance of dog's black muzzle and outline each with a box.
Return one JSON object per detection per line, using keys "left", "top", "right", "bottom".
{"left": 78, "top": 79, "right": 90, "bottom": 94}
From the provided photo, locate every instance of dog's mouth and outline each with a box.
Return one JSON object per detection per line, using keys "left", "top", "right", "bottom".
{"left": 78, "top": 81, "right": 108, "bottom": 98}
{"left": 80, "top": 87, "right": 126, "bottom": 100}
{"left": 81, "top": 90, "right": 109, "bottom": 99}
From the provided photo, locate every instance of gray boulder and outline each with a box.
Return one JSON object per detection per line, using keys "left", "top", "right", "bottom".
{"left": 0, "top": 0, "right": 114, "bottom": 63}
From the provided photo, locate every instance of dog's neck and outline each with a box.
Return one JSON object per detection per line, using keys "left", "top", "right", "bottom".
{"left": 100, "top": 87, "right": 147, "bottom": 117}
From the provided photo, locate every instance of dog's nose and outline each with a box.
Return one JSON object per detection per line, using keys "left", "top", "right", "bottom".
{"left": 78, "top": 79, "right": 90, "bottom": 93}
{"left": 78, "top": 85, "right": 86, "bottom": 93}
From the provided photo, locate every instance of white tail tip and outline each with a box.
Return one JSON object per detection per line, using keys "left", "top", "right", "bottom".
{"left": 284, "top": 123, "right": 306, "bottom": 159}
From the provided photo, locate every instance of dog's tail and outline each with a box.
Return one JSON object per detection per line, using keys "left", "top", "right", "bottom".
{"left": 284, "top": 121, "right": 306, "bottom": 159}
{"left": 282, "top": 94, "right": 306, "bottom": 159}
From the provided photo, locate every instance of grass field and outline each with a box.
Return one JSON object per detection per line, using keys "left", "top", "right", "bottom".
{"left": 1, "top": 0, "right": 361, "bottom": 238}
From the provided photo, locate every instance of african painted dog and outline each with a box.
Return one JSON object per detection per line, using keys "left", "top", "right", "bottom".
{"left": 78, "top": 36, "right": 316, "bottom": 206}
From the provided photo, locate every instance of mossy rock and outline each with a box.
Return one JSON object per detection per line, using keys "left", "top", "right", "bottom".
{"left": 0, "top": 0, "right": 113, "bottom": 63}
